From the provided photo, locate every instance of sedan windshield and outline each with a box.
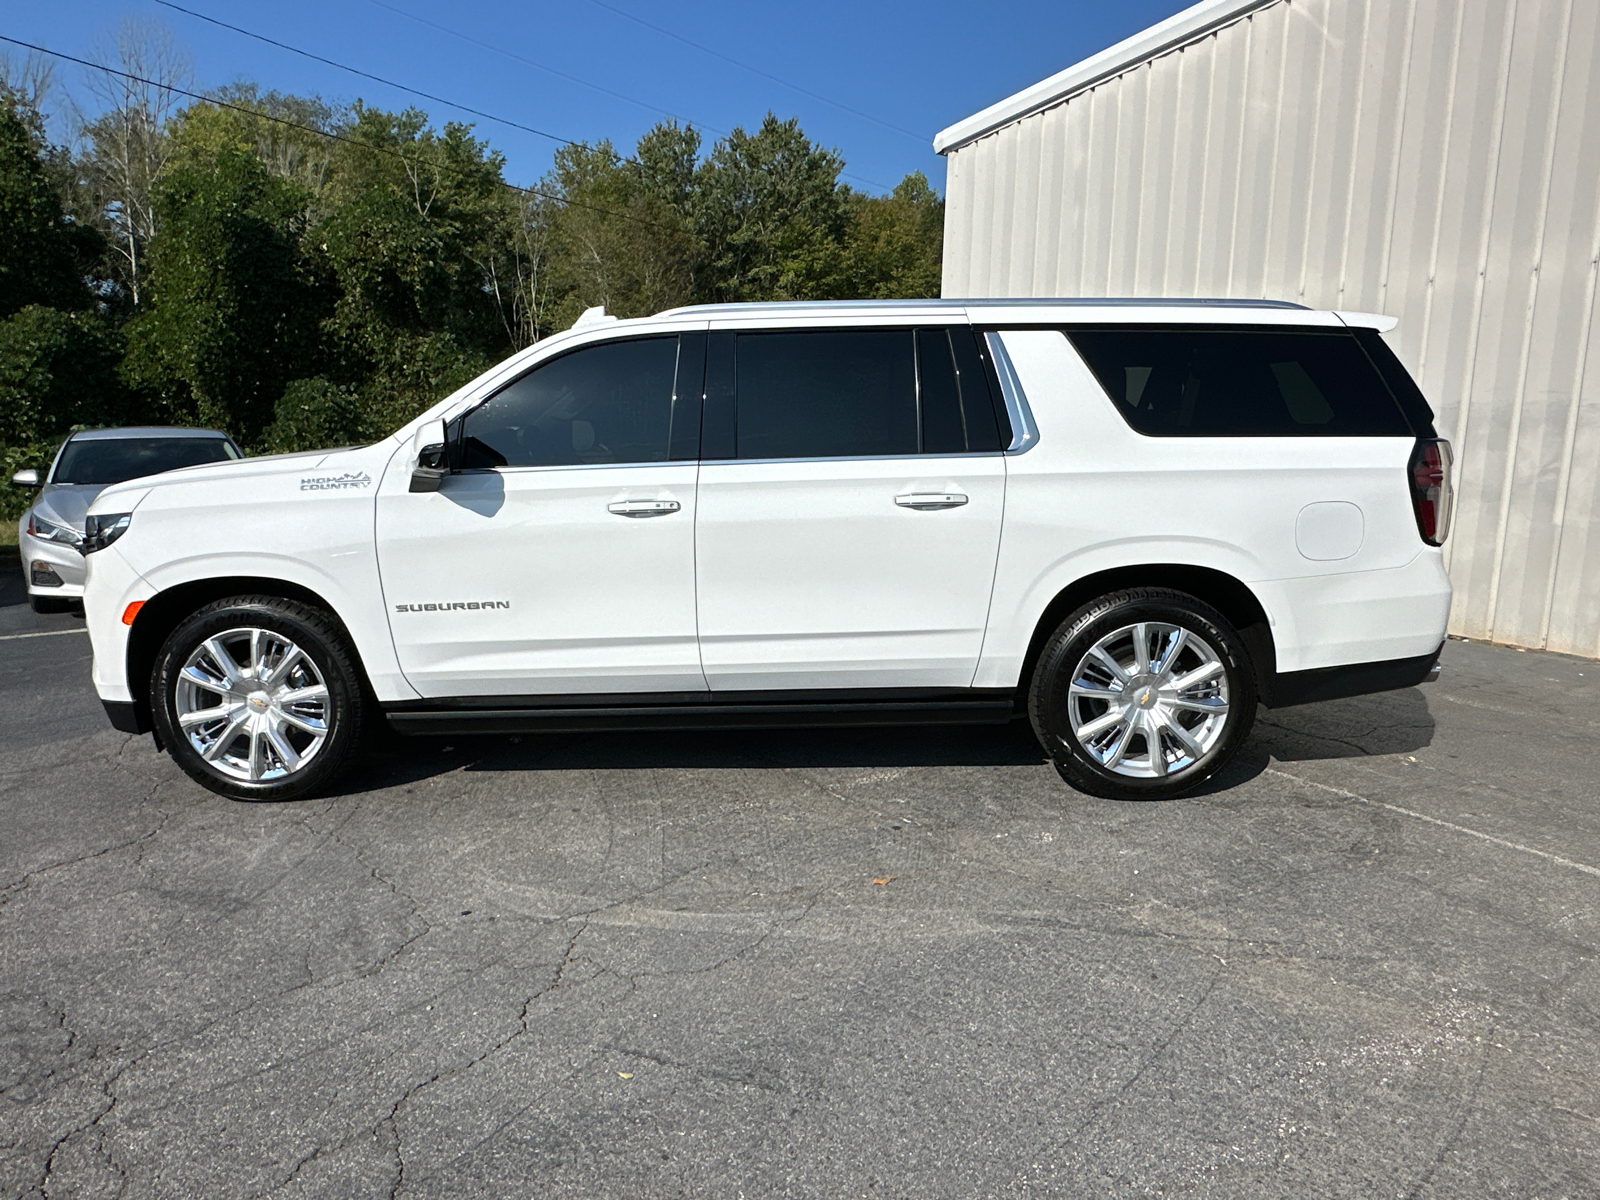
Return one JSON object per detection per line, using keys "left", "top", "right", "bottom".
{"left": 53, "top": 437, "right": 238, "bottom": 486}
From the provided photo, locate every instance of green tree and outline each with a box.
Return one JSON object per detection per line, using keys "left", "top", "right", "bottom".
{"left": 310, "top": 105, "right": 511, "bottom": 429}
{"left": 260, "top": 375, "right": 375, "bottom": 453}
{"left": 0, "top": 99, "right": 102, "bottom": 317}
{"left": 121, "top": 145, "right": 328, "bottom": 443}
{"left": 631, "top": 121, "right": 701, "bottom": 219}
{"left": 0, "top": 93, "right": 123, "bottom": 522}
{"left": 844, "top": 171, "right": 944, "bottom": 299}
{"left": 0, "top": 303, "right": 128, "bottom": 521}
{"left": 692, "top": 114, "right": 850, "bottom": 302}
{"left": 534, "top": 135, "right": 697, "bottom": 329}
{"left": 168, "top": 85, "right": 341, "bottom": 209}
{"left": 0, "top": 304, "right": 126, "bottom": 444}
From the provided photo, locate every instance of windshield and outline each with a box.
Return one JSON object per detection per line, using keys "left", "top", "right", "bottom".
{"left": 52, "top": 437, "right": 239, "bottom": 486}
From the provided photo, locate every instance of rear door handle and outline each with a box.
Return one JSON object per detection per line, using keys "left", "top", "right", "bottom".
{"left": 608, "top": 499, "right": 681, "bottom": 518}
{"left": 895, "top": 492, "right": 968, "bottom": 510}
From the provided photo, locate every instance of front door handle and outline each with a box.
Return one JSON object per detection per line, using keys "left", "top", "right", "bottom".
{"left": 895, "top": 492, "right": 968, "bottom": 510}
{"left": 608, "top": 499, "right": 681, "bottom": 518}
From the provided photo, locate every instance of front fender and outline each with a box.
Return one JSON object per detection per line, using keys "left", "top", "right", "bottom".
{"left": 132, "top": 553, "right": 415, "bottom": 702}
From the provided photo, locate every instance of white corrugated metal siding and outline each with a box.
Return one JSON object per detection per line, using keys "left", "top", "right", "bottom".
{"left": 942, "top": 0, "right": 1600, "bottom": 657}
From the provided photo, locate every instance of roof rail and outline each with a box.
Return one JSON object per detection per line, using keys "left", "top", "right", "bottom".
{"left": 654, "top": 297, "right": 1309, "bottom": 317}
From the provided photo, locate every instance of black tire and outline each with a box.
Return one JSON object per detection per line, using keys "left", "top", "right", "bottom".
{"left": 1028, "top": 588, "right": 1257, "bottom": 800}
{"left": 151, "top": 595, "right": 366, "bottom": 802}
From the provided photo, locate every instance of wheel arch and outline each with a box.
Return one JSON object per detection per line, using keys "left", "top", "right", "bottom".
{"left": 125, "top": 577, "right": 376, "bottom": 733}
{"left": 1016, "top": 564, "right": 1277, "bottom": 703}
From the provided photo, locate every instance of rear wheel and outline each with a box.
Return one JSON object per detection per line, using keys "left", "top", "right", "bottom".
{"left": 1028, "top": 589, "right": 1257, "bottom": 800}
{"left": 151, "top": 595, "right": 366, "bottom": 801}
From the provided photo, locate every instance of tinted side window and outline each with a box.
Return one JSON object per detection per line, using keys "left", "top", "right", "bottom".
{"left": 1353, "top": 328, "right": 1436, "bottom": 435}
{"left": 918, "top": 329, "right": 966, "bottom": 454}
{"left": 916, "top": 328, "right": 1003, "bottom": 454}
{"left": 955, "top": 327, "right": 1006, "bottom": 451}
{"left": 1067, "top": 329, "right": 1414, "bottom": 436}
{"left": 462, "top": 337, "right": 679, "bottom": 468}
{"left": 735, "top": 330, "right": 917, "bottom": 459}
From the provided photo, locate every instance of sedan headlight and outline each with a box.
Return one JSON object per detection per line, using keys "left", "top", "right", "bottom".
{"left": 83, "top": 512, "right": 132, "bottom": 554}
{"left": 27, "top": 511, "right": 83, "bottom": 548}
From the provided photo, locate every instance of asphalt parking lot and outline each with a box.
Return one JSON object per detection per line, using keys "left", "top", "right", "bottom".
{"left": 2, "top": 569, "right": 1596, "bottom": 1199}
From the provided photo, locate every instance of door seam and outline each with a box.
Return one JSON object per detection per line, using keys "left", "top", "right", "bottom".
{"left": 967, "top": 453, "right": 1010, "bottom": 689}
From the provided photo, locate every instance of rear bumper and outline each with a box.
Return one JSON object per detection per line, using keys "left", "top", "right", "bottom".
{"left": 1254, "top": 550, "right": 1451, "bottom": 675}
{"left": 1266, "top": 642, "right": 1443, "bottom": 708}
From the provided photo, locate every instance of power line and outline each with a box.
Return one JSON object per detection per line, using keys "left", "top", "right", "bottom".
{"left": 362, "top": 0, "right": 724, "bottom": 138}
{"left": 152, "top": 0, "right": 899, "bottom": 192}
{"left": 0, "top": 34, "right": 683, "bottom": 235}
{"left": 582, "top": 0, "right": 928, "bottom": 144}
{"left": 365, "top": 0, "right": 897, "bottom": 193}
{"left": 148, "top": 0, "right": 579, "bottom": 148}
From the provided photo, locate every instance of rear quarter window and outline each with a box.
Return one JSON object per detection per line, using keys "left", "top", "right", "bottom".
{"left": 1066, "top": 328, "right": 1418, "bottom": 437}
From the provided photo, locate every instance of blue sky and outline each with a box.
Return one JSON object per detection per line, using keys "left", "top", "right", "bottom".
{"left": 8, "top": 0, "right": 1192, "bottom": 194}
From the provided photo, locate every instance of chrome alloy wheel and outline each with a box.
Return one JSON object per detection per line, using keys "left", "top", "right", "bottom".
{"left": 1066, "top": 622, "right": 1230, "bottom": 778}
{"left": 173, "top": 627, "right": 331, "bottom": 782}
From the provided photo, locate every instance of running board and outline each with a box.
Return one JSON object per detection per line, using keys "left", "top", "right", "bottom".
{"left": 384, "top": 692, "right": 1018, "bottom": 735}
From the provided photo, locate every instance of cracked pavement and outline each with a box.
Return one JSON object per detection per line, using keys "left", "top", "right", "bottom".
{"left": 2, "top": 574, "right": 1597, "bottom": 1198}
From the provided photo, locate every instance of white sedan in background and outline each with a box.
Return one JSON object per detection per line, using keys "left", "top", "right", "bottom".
{"left": 14, "top": 427, "right": 241, "bottom": 614}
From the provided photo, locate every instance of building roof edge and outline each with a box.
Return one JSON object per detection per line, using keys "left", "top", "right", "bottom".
{"left": 933, "top": 0, "right": 1278, "bottom": 154}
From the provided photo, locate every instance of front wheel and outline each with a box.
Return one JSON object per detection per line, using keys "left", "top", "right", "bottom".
{"left": 1028, "top": 589, "right": 1257, "bottom": 800}
{"left": 151, "top": 595, "right": 366, "bottom": 801}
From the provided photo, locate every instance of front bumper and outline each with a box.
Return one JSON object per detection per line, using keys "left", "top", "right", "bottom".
{"left": 19, "top": 529, "right": 86, "bottom": 597}
{"left": 85, "top": 544, "right": 151, "bottom": 706}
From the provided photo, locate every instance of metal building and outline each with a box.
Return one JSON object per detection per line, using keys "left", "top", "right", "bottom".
{"left": 936, "top": 0, "right": 1600, "bottom": 658}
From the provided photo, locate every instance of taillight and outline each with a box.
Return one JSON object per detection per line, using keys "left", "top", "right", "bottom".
{"left": 1408, "top": 438, "right": 1454, "bottom": 546}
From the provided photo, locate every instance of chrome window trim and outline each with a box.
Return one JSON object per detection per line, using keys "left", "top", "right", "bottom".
{"left": 706, "top": 451, "right": 1006, "bottom": 467}
{"left": 984, "top": 332, "right": 1041, "bottom": 455}
{"left": 461, "top": 450, "right": 1007, "bottom": 477}
{"left": 458, "top": 460, "right": 687, "bottom": 476}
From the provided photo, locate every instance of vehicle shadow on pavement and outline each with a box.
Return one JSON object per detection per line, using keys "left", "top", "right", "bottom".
{"left": 338, "top": 719, "right": 1055, "bottom": 796}
{"left": 1250, "top": 685, "right": 1436, "bottom": 760}
{"left": 1198, "top": 684, "right": 1438, "bottom": 796}
{"left": 331, "top": 686, "right": 1436, "bottom": 799}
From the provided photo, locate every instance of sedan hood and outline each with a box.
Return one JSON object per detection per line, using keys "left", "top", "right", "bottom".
{"left": 32, "top": 483, "right": 102, "bottom": 531}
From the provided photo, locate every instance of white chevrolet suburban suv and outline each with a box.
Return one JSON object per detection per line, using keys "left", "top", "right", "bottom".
{"left": 80, "top": 299, "right": 1454, "bottom": 803}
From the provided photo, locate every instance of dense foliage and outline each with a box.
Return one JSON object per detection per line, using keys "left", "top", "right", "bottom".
{"left": 0, "top": 59, "right": 943, "bottom": 520}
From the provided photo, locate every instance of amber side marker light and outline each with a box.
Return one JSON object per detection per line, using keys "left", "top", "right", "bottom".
{"left": 121, "top": 601, "right": 145, "bottom": 626}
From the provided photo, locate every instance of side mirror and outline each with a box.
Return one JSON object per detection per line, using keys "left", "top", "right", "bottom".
{"left": 409, "top": 419, "right": 448, "bottom": 493}
{"left": 11, "top": 469, "right": 40, "bottom": 488}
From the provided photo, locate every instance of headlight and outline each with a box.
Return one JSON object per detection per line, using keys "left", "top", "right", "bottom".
{"left": 27, "top": 512, "right": 83, "bottom": 548}
{"left": 83, "top": 512, "right": 132, "bottom": 554}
